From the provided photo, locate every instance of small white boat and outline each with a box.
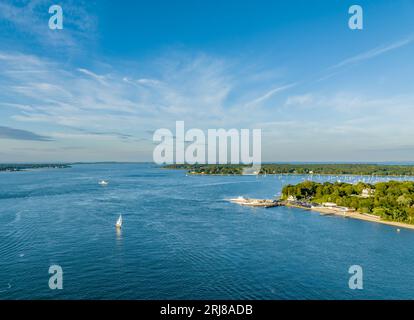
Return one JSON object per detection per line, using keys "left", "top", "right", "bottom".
{"left": 115, "top": 215, "right": 122, "bottom": 228}
{"left": 99, "top": 180, "right": 108, "bottom": 186}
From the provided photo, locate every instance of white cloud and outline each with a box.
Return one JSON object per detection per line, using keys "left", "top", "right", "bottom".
{"left": 245, "top": 83, "right": 297, "bottom": 107}
{"left": 137, "top": 78, "right": 163, "bottom": 86}
{"left": 331, "top": 36, "right": 414, "bottom": 70}
{"left": 77, "top": 68, "right": 108, "bottom": 85}
{"left": 285, "top": 94, "right": 314, "bottom": 106}
{"left": 1, "top": 50, "right": 284, "bottom": 142}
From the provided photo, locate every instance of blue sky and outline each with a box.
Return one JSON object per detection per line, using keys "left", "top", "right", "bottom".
{"left": 1, "top": 0, "right": 414, "bottom": 162}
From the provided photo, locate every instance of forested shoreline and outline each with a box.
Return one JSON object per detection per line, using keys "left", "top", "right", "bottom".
{"left": 0, "top": 164, "right": 70, "bottom": 172}
{"left": 281, "top": 181, "right": 414, "bottom": 223}
{"left": 165, "top": 163, "right": 414, "bottom": 176}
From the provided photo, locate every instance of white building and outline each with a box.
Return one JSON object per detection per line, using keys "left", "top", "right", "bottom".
{"left": 287, "top": 195, "right": 297, "bottom": 202}
{"left": 322, "top": 202, "right": 337, "bottom": 208}
{"left": 361, "top": 188, "right": 374, "bottom": 198}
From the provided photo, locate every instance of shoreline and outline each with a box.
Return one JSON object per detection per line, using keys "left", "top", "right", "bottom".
{"left": 165, "top": 163, "right": 414, "bottom": 177}
{"left": 185, "top": 172, "right": 414, "bottom": 177}
{"left": 284, "top": 202, "right": 414, "bottom": 230}
{"left": 0, "top": 165, "right": 70, "bottom": 173}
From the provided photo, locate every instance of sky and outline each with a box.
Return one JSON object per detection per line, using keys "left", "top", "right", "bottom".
{"left": 1, "top": 0, "right": 414, "bottom": 162}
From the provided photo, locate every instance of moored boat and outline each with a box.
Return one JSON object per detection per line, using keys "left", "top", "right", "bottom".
{"left": 228, "top": 197, "right": 278, "bottom": 208}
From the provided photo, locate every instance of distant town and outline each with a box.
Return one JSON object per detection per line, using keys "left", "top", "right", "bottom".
{"left": 0, "top": 164, "right": 70, "bottom": 172}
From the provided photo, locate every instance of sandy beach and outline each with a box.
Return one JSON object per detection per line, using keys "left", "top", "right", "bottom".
{"left": 285, "top": 203, "right": 414, "bottom": 230}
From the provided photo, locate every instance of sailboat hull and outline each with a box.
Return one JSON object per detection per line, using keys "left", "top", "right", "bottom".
{"left": 115, "top": 215, "right": 122, "bottom": 228}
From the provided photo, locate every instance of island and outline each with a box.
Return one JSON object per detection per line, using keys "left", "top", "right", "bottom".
{"left": 0, "top": 163, "right": 71, "bottom": 172}
{"left": 164, "top": 163, "right": 414, "bottom": 176}
{"left": 281, "top": 180, "right": 414, "bottom": 230}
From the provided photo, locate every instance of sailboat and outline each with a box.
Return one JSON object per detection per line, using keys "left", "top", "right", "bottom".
{"left": 99, "top": 180, "right": 108, "bottom": 186}
{"left": 115, "top": 215, "right": 123, "bottom": 229}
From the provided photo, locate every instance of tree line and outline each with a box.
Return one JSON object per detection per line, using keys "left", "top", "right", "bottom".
{"left": 165, "top": 163, "right": 414, "bottom": 176}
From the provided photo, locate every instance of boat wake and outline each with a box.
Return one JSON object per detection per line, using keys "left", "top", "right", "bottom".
{"left": 0, "top": 283, "right": 12, "bottom": 293}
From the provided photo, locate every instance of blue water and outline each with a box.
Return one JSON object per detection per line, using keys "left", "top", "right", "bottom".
{"left": 1, "top": 163, "right": 413, "bottom": 299}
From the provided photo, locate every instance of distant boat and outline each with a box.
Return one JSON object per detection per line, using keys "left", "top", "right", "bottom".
{"left": 99, "top": 180, "right": 108, "bottom": 186}
{"left": 115, "top": 215, "right": 122, "bottom": 229}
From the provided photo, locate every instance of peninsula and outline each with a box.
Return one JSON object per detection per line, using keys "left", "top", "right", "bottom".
{"left": 281, "top": 180, "right": 414, "bottom": 230}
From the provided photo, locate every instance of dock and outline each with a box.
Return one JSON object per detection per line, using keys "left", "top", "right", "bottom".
{"left": 227, "top": 197, "right": 280, "bottom": 208}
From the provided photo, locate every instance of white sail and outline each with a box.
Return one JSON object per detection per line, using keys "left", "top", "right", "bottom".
{"left": 116, "top": 215, "right": 122, "bottom": 228}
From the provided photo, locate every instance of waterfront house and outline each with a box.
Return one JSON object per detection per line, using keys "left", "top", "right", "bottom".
{"left": 287, "top": 195, "right": 297, "bottom": 202}
{"left": 322, "top": 202, "right": 337, "bottom": 208}
{"left": 361, "top": 188, "right": 374, "bottom": 198}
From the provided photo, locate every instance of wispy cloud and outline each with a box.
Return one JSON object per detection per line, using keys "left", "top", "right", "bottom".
{"left": 245, "top": 83, "right": 297, "bottom": 107}
{"left": 285, "top": 94, "right": 314, "bottom": 106}
{"left": 0, "top": 50, "right": 285, "bottom": 140}
{"left": 0, "top": 126, "right": 52, "bottom": 141}
{"left": 77, "top": 68, "right": 108, "bottom": 85}
{"left": 331, "top": 36, "right": 414, "bottom": 70}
